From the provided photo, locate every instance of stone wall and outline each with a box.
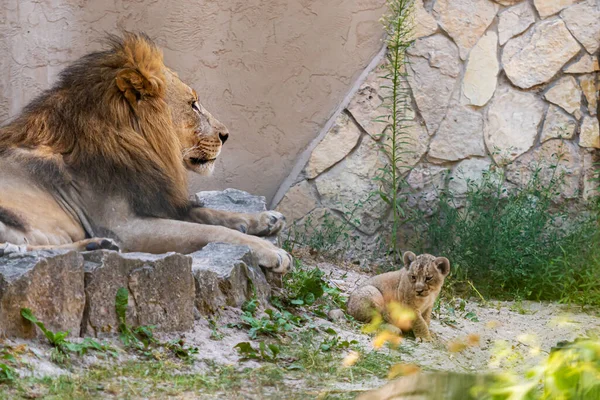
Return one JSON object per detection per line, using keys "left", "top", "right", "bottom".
{"left": 274, "top": 0, "right": 600, "bottom": 254}
{"left": 0, "top": 0, "right": 386, "bottom": 202}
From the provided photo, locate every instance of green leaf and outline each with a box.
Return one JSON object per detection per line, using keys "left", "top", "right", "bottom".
{"left": 115, "top": 287, "right": 129, "bottom": 325}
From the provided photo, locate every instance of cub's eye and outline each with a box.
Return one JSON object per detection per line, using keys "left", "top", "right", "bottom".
{"left": 191, "top": 101, "right": 200, "bottom": 112}
{"left": 426, "top": 276, "right": 433, "bottom": 281}
{"left": 411, "top": 275, "right": 416, "bottom": 281}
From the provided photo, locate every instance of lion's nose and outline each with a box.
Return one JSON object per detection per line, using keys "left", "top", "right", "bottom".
{"left": 219, "top": 132, "right": 229, "bottom": 144}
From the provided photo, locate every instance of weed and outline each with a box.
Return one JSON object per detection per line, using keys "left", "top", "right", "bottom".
{"left": 208, "top": 317, "right": 225, "bottom": 341}
{"left": 422, "top": 159, "right": 600, "bottom": 307}
{"left": 115, "top": 288, "right": 197, "bottom": 360}
{"left": 237, "top": 308, "right": 303, "bottom": 339}
{"left": 20, "top": 308, "right": 115, "bottom": 363}
{"left": 274, "top": 262, "right": 346, "bottom": 317}
{"left": 283, "top": 199, "right": 366, "bottom": 259}
{"left": 318, "top": 328, "right": 358, "bottom": 352}
{"left": 235, "top": 341, "right": 280, "bottom": 362}
{"left": 370, "top": 0, "right": 415, "bottom": 263}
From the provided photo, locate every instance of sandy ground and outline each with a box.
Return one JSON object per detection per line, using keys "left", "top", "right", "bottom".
{"left": 3, "top": 258, "right": 600, "bottom": 391}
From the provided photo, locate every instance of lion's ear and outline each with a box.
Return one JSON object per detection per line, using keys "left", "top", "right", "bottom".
{"left": 403, "top": 251, "right": 416, "bottom": 267}
{"left": 115, "top": 68, "right": 163, "bottom": 107}
{"left": 434, "top": 257, "right": 450, "bottom": 277}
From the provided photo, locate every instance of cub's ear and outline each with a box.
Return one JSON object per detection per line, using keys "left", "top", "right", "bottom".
{"left": 403, "top": 251, "right": 416, "bottom": 267}
{"left": 115, "top": 68, "right": 163, "bottom": 107}
{"left": 434, "top": 257, "right": 450, "bottom": 277}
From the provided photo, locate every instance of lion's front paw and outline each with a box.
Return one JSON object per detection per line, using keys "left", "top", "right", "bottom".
{"left": 252, "top": 211, "right": 286, "bottom": 236}
{"left": 84, "top": 238, "right": 120, "bottom": 252}
{"left": 255, "top": 244, "right": 292, "bottom": 274}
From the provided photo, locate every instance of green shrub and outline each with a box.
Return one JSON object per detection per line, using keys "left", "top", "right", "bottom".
{"left": 422, "top": 163, "right": 600, "bottom": 307}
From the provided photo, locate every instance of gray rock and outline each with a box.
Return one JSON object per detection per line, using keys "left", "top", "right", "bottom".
{"left": 484, "top": 84, "right": 545, "bottom": 164}
{"left": 81, "top": 251, "right": 194, "bottom": 336}
{"left": 502, "top": 19, "right": 580, "bottom": 89}
{"left": 506, "top": 139, "right": 583, "bottom": 199}
{"left": 0, "top": 251, "right": 85, "bottom": 338}
{"left": 433, "top": 0, "right": 498, "bottom": 60}
{"left": 407, "top": 34, "right": 461, "bottom": 135}
{"left": 541, "top": 105, "right": 577, "bottom": 142}
{"left": 560, "top": 1, "right": 600, "bottom": 54}
{"left": 194, "top": 188, "right": 279, "bottom": 244}
{"left": 498, "top": 1, "right": 535, "bottom": 45}
{"left": 191, "top": 243, "right": 270, "bottom": 315}
{"left": 193, "top": 188, "right": 267, "bottom": 213}
{"left": 429, "top": 105, "right": 485, "bottom": 161}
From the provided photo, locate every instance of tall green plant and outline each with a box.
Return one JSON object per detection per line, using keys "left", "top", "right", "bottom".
{"left": 374, "top": 0, "right": 415, "bottom": 262}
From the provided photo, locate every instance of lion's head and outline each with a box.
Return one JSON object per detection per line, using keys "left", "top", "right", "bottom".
{"left": 0, "top": 33, "right": 229, "bottom": 218}
{"left": 402, "top": 251, "right": 450, "bottom": 298}
{"left": 163, "top": 69, "right": 229, "bottom": 176}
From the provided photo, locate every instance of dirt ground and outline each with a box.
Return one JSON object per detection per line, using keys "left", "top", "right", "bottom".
{"left": 2, "top": 257, "right": 599, "bottom": 398}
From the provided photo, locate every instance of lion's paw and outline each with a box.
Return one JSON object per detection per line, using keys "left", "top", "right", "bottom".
{"left": 255, "top": 245, "right": 292, "bottom": 274}
{"left": 84, "top": 238, "right": 120, "bottom": 252}
{"left": 254, "top": 211, "right": 286, "bottom": 236}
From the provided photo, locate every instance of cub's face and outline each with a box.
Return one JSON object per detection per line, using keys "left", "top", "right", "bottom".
{"left": 164, "top": 68, "right": 229, "bottom": 176}
{"left": 403, "top": 252, "right": 450, "bottom": 298}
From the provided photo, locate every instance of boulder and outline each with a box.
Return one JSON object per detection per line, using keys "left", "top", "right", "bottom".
{"left": 433, "top": 0, "right": 498, "bottom": 60}
{"left": 411, "top": 0, "right": 438, "bottom": 40}
{"left": 579, "top": 74, "right": 597, "bottom": 116}
{"left": 448, "top": 158, "right": 495, "bottom": 197}
{"left": 0, "top": 251, "right": 85, "bottom": 339}
{"left": 191, "top": 243, "right": 270, "bottom": 315}
{"left": 579, "top": 116, "right": 600, "bottom": 149}
{"left": 564, "top": 54, "right": 600, "bottom": 74}
{"left": 193, "top": 188, "right": 268, "bottom": 214}
{"left": 81, "top": 251, "right": 195, "bottom": 336}
{"left": 194, "top": 188, "right": 279, "bottom": 243}
{"left": 484, "top": 84, "right": 545, "bottom": 164}
{"left": 503, "top": 19, "right": 580, "bottom": 89}
{"left": 560, "top": 1, "right": 600, "bottom": 54}
{"left": 304, "top": 113, "right": 362, "bottom": 179}
{"left": 407, "top": 34, "right": 460, "bottom": 135}
{"left": 314, "top": 135, "right": 389, "bottom": 235}
{"left": 533, "top": 0, "right": 577, "bottom": 18}
{"left": 544, "top": 76, "right": 582, "bottom": 119}
{"left": 429, "top": 105, "right": 485, "bottom": 161}
{"left": 540, "top": 105, "right": 577, "bottom": 142}
{"left": 275, "top": 180, "right": 317, "bottom": 223}
{"left": 506, "top": 139, "right": 583, "bottom": 199}
{"left": 462, "top": 31, "right": 499, "bottom": 106}
{"left": 498, "top": 1, "right": 535, "bottom": 45}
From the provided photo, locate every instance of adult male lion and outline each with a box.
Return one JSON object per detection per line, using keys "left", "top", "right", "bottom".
{"left": 0, "top": 33, "right": 291, "bottom": 273}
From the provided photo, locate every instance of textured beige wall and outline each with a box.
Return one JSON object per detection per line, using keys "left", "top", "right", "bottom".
{"left": 0, "top": 0, "right": 386, "bottom": 201}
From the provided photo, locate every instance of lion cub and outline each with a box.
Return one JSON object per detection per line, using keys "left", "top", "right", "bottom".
{"left": 347, "top": 251, "right": 450, "bottom": 340}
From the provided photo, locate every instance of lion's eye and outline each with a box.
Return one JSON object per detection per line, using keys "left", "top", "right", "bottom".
{"left": 411, "top": 275, "right": 416, "bottom": 281}
{"left": 191, "top": 101, "right": 200, "bottom": 112}
{"left": 426, "top": 276, "right": 433, "bottom": 281}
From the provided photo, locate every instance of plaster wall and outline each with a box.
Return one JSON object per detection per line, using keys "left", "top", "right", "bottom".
{"left": 0, "top": 0, "right": 386, "bottom": 201}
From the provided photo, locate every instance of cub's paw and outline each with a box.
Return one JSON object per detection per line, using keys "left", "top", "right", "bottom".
{"left": 0, "top": 243, "right": 27, "bottom": 256}
{"left": 84, "top": 238, "right": 120, "bottom": 252}
{"left": 253, "top": 211, "right": 286, "bottom": 236}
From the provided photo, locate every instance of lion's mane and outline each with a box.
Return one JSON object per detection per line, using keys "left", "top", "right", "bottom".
{"left": 0, "top": 33, "right": 189, "bottom": 218}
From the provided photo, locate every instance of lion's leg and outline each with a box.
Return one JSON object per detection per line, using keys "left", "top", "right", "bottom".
{"left": 347, "top": 285, "right": 386, "bottom": 322}
{"left": 186, "top": 207, "right": 286, "bottom": 236}
{"left": 422, "top": 305, "right": 433, "bottom": 326}
{"left": 0, "top": 238, "right": 119, "bottom": 255}
{"left": 114, "top": 218, "right": 291, "bottom": 273}
{"left": 411, "top": 312, "right": 432, "bottom": 341}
